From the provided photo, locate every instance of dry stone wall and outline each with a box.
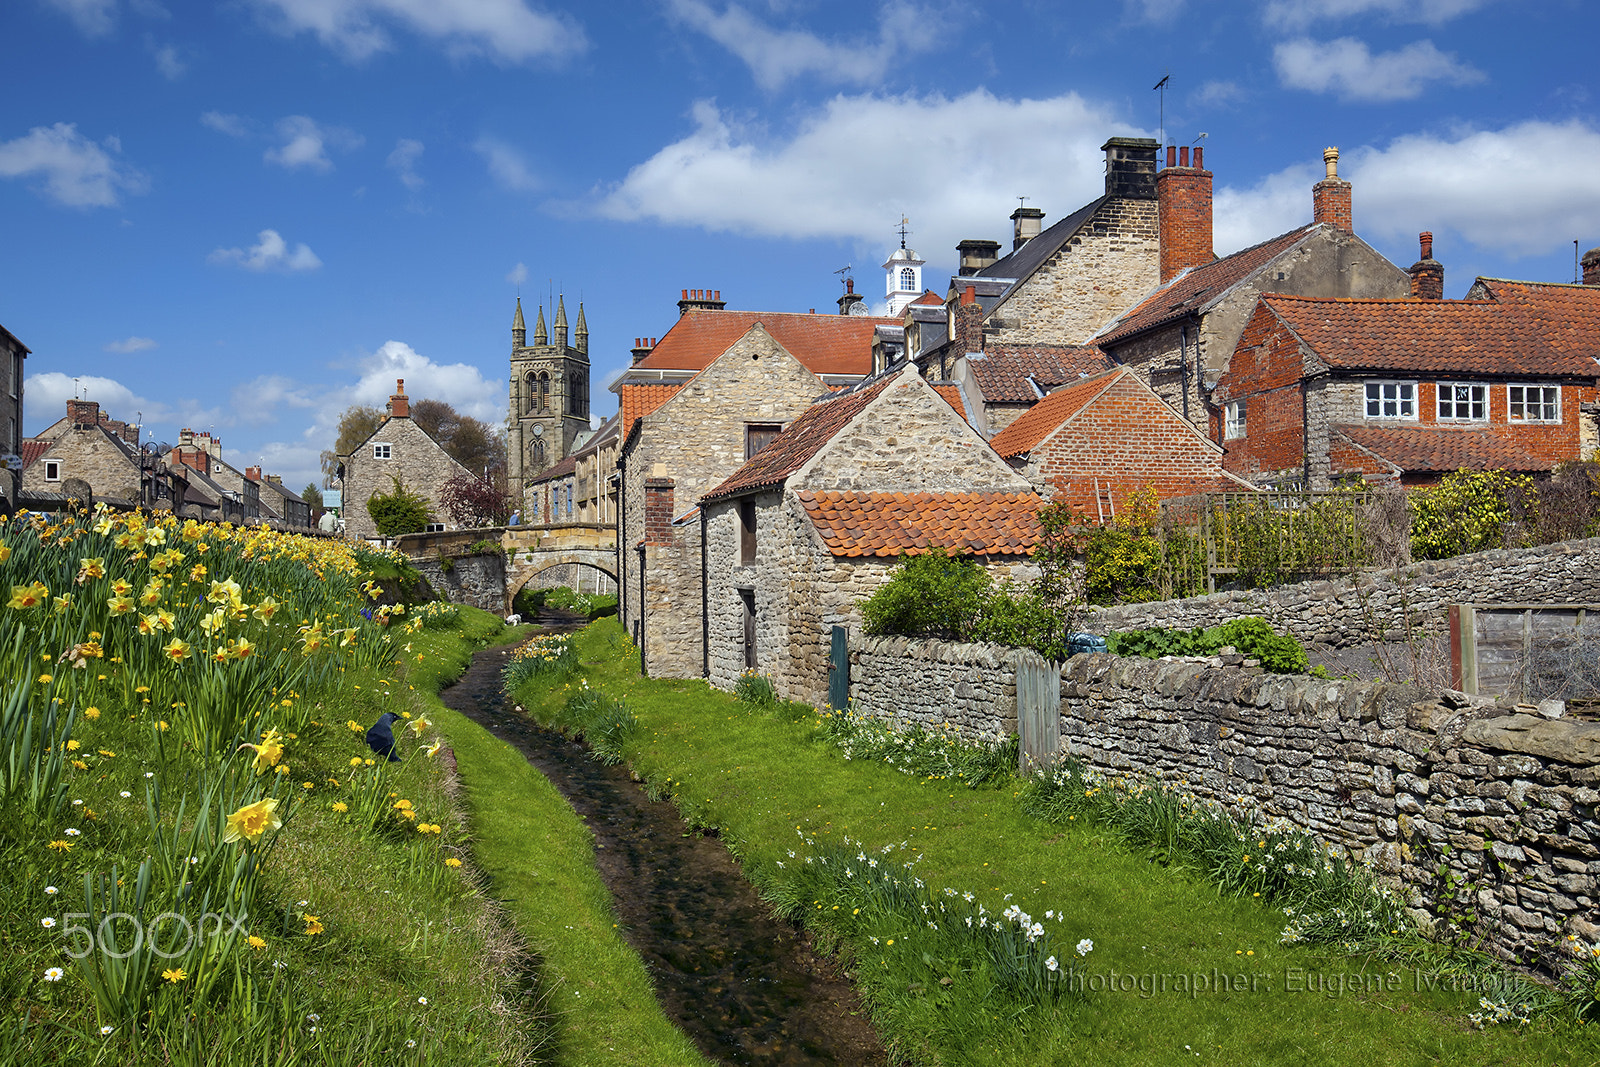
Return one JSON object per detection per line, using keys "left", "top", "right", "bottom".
{"left": 411, "top": 552, "right": 507, "bottom": 614}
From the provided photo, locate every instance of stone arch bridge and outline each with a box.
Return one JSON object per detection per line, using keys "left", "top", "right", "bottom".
{"left": 392, "top": 523, "right": 616, "bottom": 613}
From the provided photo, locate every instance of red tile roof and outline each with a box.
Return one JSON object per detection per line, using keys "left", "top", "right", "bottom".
{"left": 932, "top": 384, "right": 970, "bottom": 424}
{"left": 1331, "top": 424, "right": 1558, "bottom": 474}
{"left": 1263, "top": 284, "right": 1600, "bottom": 377}
{"left": 987, "top": 369, "right": 1126, "bottom": 457}
{"left": 632, "top": 309, "right": 896, "bottom": 377}
{"left": 1096, "top": 225, "right": 1315, "bottom": 345}
{"left": 798, "top": 490, "right": 1043, "bottom": 557}
{"left": 619, "top": 383, "right": 683, "bottom": 438}
{"left": 967, "top": 345, "right": 1114, "bottom": 404}
{"left": 910, "top": 289, "right": 944, "bottom": 306}
{"left": 702, "top": 378, "right": 893, "bottom": 502}
{"left": 20, "top": 440, "right": 50, "bottom": 471}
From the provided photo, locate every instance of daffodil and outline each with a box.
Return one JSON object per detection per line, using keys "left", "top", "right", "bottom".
{"left": 107, "top": 595, "right": 135, "bottom": 616}
{"left": 8, "top": 582, "right": 49, "bottom": 610}
{"left": 138, "top": 579, "right": 163, "bottom": 606}
{"left": 162, "top": 637, "right": 192, "bottom": 662}
{"left": 239, "top": 730, "right": 285, "bottom": 774}
{"left": 222, "top": 797, "right": 282, "bottom": 844}
{"left": 253, "top": 597, "right": 279, "bottom": 621}
{"left": 75, "top": 557, "right": 105, "bottom": 583}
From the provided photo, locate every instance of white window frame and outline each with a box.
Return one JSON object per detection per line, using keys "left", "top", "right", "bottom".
{"left": 1364, "top": 381, "right": 1416, "bottom": 420}
{"left": 1224, "top": 400, "right": 1246, "bottom": 440}
{"left": 424, "top": 522, "right": 446, "bottom": 533}
{"left": 1507, "top": 384, "right": 1560, "bottom": 423}
{"left": 1436, "top": 382, "right": 1487, "bottom": 422}
{"left": 372, "top": 443, "right": 392, "bottom": 459}
{"left": 899, "top": 267, "right": 915, "bottom": 292}
{"left": 44, "top": 459, "right": 60, "bottom": 481}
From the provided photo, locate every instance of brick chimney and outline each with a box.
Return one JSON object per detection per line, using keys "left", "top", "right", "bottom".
{"left": 837, "top": 277, "right": 866, "bottom": 315}
{"left": 1313, "top": 147, "right": 1353, "bottom": 234}
{"left": 1102, "top": 137, "right": 1160, "bottom": 200}
{"left": 388, "top": 379, "right": 409, "bottom": 419}
{"left": 953, "top": 285, "right": 985, "bottom": 355}
{"left": 630, "top": 337, "right": 657, "bottom": 364}
{"left": 1583, "top": 246, "right": 1600, "bottom": 286}
{"left": 1156, "top": 144, "right": 1214, "bottom": 282}
{"left": 676, "top": 288, "right": 727, "bottom": 316}
{"left": 66, "top": 399, "right": 100, "bottom": 429}
{"left": 1408, "top": 232, "right": 1444, "bottom": 300}
{"left": 244, "top": 466, "right": 262, "bottom": 483}
{"left": 1009, "top": 207, "right": 1045, "bottom": 251}
{"left": 643, "top": 478, "right": 675, "bottom": 544}
{"left": 957, "top": 239, "right": 1001, "bottom": 276}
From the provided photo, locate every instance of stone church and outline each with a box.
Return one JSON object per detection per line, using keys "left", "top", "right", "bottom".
{"left": 507, "top": 295, "right": 591, "bottom": 501}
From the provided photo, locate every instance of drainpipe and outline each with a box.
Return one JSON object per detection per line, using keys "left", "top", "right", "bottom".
{"left": 1301, "top": 380, "right": 1312, "bottom": 489}
{"left": 700, "top": 504, "right": 710, "bottom": 680}
{"left": 636, "top": 542, "right": 648, "bottom": 678}
{"left": 616, "top": 453, "right": 627, "bottom": 625}
{"left": 1179, "top": 324, "right": 1191, "bottom": 421}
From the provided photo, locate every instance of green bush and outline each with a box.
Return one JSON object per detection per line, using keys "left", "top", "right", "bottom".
{"left": 366, "top": 476, "right": 432, "bottom": 537}
{"left": 860, "top": 549, "right": 993, "bottom": 640}
{"left": 1409, "top": 469, "right": 1536, "bottom": 560}
{"left": 1106, "top": 617, "right": 1308, "bottom": 674}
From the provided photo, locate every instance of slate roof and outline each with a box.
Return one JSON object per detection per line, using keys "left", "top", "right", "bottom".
{"left": 976, "top": 198, "right": 1106, "bottom": 293}
{"left": 797, "top": 490, "right": 1043, "bottom": 557}
{"left": 630, "top": 309, "right": 895, "bottom": 377}
{"left": 1095, "top": 225, "right": 1316, "bottom": 345}
{"left": 987, "top": 369, "right": 1126, "bottom": 457}
{"left": 701, "top": 378, "right": 893, "bottom": 502}
{"left": 1264, "top": 286, "right": 1600, "bottom": 377}
{"left": 968, "top": 345, "right": 1114, "bottom": 404}
{"left": 619, "top": 383, "right": 683, "bottom": 438}
{"left": 530, "top": 455, "right": 578, "bottom": 485}
{"left": 1332, "top": 424, "right": 1557, "bottom": 473}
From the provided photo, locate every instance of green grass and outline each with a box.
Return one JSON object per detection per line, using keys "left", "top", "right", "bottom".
{"left": 416, "top": 614, "right": 712, "bottom": 1067}
{"left": 508, "top": 618, "right": 1600, "bottom": 1067}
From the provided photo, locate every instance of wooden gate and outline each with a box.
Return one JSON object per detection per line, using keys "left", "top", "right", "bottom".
{"left": 1015, "top": 651, "right": 1060, "bottom": 774}
{"left": 827, "top": 625, "right": 850, "bottom": 711}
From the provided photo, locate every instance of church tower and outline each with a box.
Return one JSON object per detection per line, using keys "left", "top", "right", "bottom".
{"left": 507, "top": 294, "right": 591, "bottom": 497}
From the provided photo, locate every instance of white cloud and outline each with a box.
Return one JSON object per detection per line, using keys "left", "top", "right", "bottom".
{"left": 1191, "top": 80, "right": 1246, "bottom": 109}
{"left": 200, "top": 111, "right": 247, "bottom": 137}
{"left": 1213, "top": 120, "right": 1600, "bottom": 259}
{"left": 246, "top": 0, "right": 585, "bottom": 64}
{"left": 594, "top": 90, "right": 1129, "bottom": 259}
{"left": 506, "top": 262, "right": 528, "bottom": 285}
{"left": 230, "top": 375, "right": 318, "bottom": 426}
{"left": 1264, "top": 0, "right": 1492, "bottom": 29}
{"left": 668, "top": 0, "right": 939, "bottom": 91}
{"left": 208, "top": 229, "right": 323, "bottom": 272}
{"left": 0, "top": 123, "right": 148, "bottom": 208}
{"left": 44, "top": 0, "right": 116, "bottom": 36}
{"left": 1274, "top": 37, "right": 1484, "bottom": 101}
{"left": 22, "top": 372, "right": 219, "bottom": 433}
{"left": 264, "top": 115, "right": 362, "bottom": 172}
{"left": 475, "top": 137, "right": 540, "bottom": 192}
{"left": 151, "top": 42, "right": 185, "bottom": 79}
{"left": 104, "top": 336, "right": 157, "bottom": 353}
{"left": 386, "top": 138, "right": 424, "bottom": 191}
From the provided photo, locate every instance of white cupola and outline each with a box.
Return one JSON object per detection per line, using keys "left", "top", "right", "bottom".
{"left": 882, "top": 219, "right": 925, "bottom": 316}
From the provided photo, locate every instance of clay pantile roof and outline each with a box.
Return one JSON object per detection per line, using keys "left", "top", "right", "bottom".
{"left": 931, "top": 384, "right": 970, "bottom": 425}
{"left": 987, "top": 369, "right": 1126, "bottom": 457}
{"left": 1333, "top": 424, "right": 1557, "bottom": 473}
{"left": 798, "top": 490, "right": 1043, "bottom": 557}
{"left": 619, "top": 383, "right": 683, "bottom": 438}
{"left": 910, "top": 289, "right": 944, "bottom": 306}
{"left": 968, "top": 345, "right": 1114, "bottom": 404}
{"left": 632, "top": 309, "right": 896, "bottom": 377}
{"left": 529, "top": 455, "right": 578, "bottom": 485}
{"left": 1265, "top": 287, "right": 1600, "bottom": 377}
{"left": 1096, "top": 225, "right": 1315, "bottom": 345}
{"left": 20, "top": 440, "right": 50, "bottom": 470}
{"left": 702, "top": 378, "right": 893, "bottom": 502}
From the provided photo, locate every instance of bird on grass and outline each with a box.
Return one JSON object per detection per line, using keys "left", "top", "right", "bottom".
{"left": 366, "top": 712, "right": 402, "bottom": 762}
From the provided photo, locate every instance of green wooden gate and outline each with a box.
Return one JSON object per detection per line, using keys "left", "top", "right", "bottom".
{"left": 828, "top": 625, "right": 850, "bottom": 711}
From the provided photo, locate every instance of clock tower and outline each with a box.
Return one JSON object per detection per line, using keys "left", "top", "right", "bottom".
{"left": 507, "top": 295, "right": 590, "bottom": 499}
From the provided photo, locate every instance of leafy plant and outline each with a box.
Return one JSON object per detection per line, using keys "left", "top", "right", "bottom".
{"left": 860, "top": 549, "right": 993, "bottom": 640}
{"left": 1104, "top": 617, "right": 1308, "bottom": 674}
{"left": 365, "top": 476, "right": 432, "bottom": 537}
{"left": 438, "top": 470, "right": 512, "bottom": 528}
{"left": 1409, "top": 469, "right": 1536, "bottom": 560}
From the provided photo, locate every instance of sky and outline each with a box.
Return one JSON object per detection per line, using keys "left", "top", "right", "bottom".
{"left": 3, "top": 0, "right": 1598, "bottom": 493}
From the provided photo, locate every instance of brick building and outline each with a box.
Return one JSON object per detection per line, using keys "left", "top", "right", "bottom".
{"left": 699, "top": 365, "right": 1041, "bottom": 705}
{"left": 0, "top": 322, "right": 27, "bottom": 513}
{"left": 340, "top": 379, "right": 475, "bottom": 541}
{"left": 1214, "top": 261, "right": 1600, "bottom": 488}
{"left": 987, "top": 366, "right": 1250, "bottom": 515}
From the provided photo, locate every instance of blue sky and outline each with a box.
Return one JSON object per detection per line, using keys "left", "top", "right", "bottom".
{"left": 3, "top": 0, "right": 1597, "bottom": 491}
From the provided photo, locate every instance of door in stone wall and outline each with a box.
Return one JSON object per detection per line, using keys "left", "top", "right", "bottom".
{"left": 1016, "top": 651, "right": 1060, "bottom": 773}
{"left": 828, "top": 625, "right": 849, "bottom": 711}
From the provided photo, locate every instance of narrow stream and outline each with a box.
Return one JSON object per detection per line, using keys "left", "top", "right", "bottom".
{"left": 438, "top": 631, "right": 887, "bottom": 1066}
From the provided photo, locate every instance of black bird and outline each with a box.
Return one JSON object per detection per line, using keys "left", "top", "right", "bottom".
{"left": 365, "top": 712, "right": 402, "bottom": 762}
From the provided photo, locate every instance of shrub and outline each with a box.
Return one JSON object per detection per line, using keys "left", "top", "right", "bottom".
{"left": 1105, "top": 617, "right": 1308, "bottom": 674}
{"left": 366, "top": 476, "right": 431, "bottom": 537}
{"left": 1409, "top": 469, "right": 1536, "bottom": 560}
{"left": 439, "top": 470, "right": 512, "bottom": 528}
{"left": 860, "top": 549, "right": 993, "bottom": 640}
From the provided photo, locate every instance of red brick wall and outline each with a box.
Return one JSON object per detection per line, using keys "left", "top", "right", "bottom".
{"left": 643, "top": 477, "right": 675, "bottom": 544}
{"left": 1312, "top": 179, "right": 1352, "bottom": 234}
{"left": 1214, "top": 302, "right": 1308, "bottom": 481}
{"left": 1156, "top": 148, "right": 1213, "bottom": 283}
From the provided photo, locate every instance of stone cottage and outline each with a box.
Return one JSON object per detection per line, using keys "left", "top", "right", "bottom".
{"left": 699, "top": 365, "right": 1042, "bottom": 706}
{"left": 987, "top": 365, "right": 1251, "bottom": 516}
{"left": 340, "top": 379, "right": 475, "bottom": 541}
{"left": 246, "top": 468, "right": 312, "bottom": 528}
{"left": 21, "top": 399, "right": 171, "bottom": 509}
{"left": 169, "top": 431, "right": 260, "bottom": 523}
{"left": 0, "top": 322, "right": 27, "bottom": 513}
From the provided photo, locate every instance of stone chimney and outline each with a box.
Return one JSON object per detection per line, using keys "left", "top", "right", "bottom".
{"left": 1102, "top": 137, "right": 1160, "bottom": 200}
{"left": 244, "top": 466, "right": 262, "bottom": 483}
{"left": 267, "top": 474, "right": 283, "bottom": 485}
{"left": 630, "top": 337, "right": 657, "bottom": 364}
{"left": 958, "top": 239, "right": 1001, "bottom": 276}
{"left": 66, "top": 398, "right": 100, "bottom": 429}
{"left": 388, "top": 379, "right": 409, "bottom": 419}
{"left": 837, "top": 277, "right": 866, "bottom": 315}
{"left": 1408, "top": 232, "right": 1444, "bottom": 300}
{"left": 1583, "top": 246, "right": 1600, "bottom": 286}
{"left": 1313, "top": 147, "right": 1353, "bottom": 235}
{"left": 1156, "top": 144, "right": 1214, "bottom": 282}
{"left": 677, "top": 288, "right": 727, "bottom": 316}
{"left": 953, "top": 285, "right": 985, "bottom": 355}
{"left": 1009, "top": 207, "right": 1045, "bottom": 252}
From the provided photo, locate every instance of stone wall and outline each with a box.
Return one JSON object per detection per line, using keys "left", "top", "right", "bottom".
{"left": 850, "top": 635, "right": 1018, "bottom": 738}
{"left": 342, "top": 416, "right": 471, "bottom": 542}
{"left": 411, "top": 551, "right": 507, "bottom": 613}
{"left": 21, "top": 427, "right": 141, "bottom": 502}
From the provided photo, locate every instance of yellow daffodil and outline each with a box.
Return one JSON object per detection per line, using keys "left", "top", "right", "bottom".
{"left": 199, "top": 609, "right": 227, "bottom": 637}
{"left": 137, "top": 612, "right": 161, "bottom": 636}
{"left": 8, "top": 582, "right": 49, "bottom": 610}
{"left": 162, "top": 637, "right": 191, "bottom": 662}
{"left": 155, "top": 608, "right": 175, "bottom": 632}
{"left": 239, "top": 729, "right": 285, "bottom": 774}
{"left": 408, "top": 715, "right": 432, "bottom": 736}
{"left": 222, "top": 797, "right": 282, "bottom": 844}
{"left": 107, "top": 595, "right": 135, "bottom": 616}
{"left": 75, "top": 557, "right": 105, "bottom": 583}
{"left": 139, "top": 579, "right": 163, "bottom": 606}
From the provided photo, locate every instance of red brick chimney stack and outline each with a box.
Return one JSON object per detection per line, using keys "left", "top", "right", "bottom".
{"left": 388, "top": 379, "right": 409, "bottom": 419}
{"left": 1582, "top": 246, "right": 1600, "bottom": 286}
{"left": 1408, "top": 231, "right": 1444, "bottom": 300}
{"left": 953, "top": 285, "right": 985, "bottom": 355}
{"left": 1156, "top": 143, "right": 1214, "bottom": 282}
{"left": 1312, "top": 147, "right": 1353, "bottom": 235}
{"left": 66, "top": 398, "right": 100, "bottom": 428}
{"left": 244, "top": 466, "right": 263, "bottom": 483}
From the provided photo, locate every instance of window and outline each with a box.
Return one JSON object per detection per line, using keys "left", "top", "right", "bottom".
{"left": 739, "top": 589, "right": 757, "bottom": 670}
{"left": 44, "top": 460, "right": 60, "bottom": 481}
{"left": 900, "top": 267, "right": 915, "bottom": 292}
{"left": 745, "top": 423, "right": 782, "bottom": 460}
{"left": 1224, "top": 401, "right": 1246, "bottom": 440}
{"left": 1364, "top": 381, "right": 1415, "bottom": 419}
{"left": 1508, "top": 384, "right": 1559, "bottom": 423}
{"left": 739, "top": 499, "right": 756, "bottom": 565}
{"left": 538, "top": 372, "right": 550, "bottom": 412}
{"left": 1436, "top": 383, "right": 1487, "bottom": 421}
{"left": 424, "top": 522, "right": 446, "bottom": 533}
{"left": 372, "top": 443, "right": 392, "bottom": 459}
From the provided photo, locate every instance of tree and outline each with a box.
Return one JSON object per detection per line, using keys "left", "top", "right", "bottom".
{"left": 301, "top": 484, "right": 324, "bottom": 510}
{"left": 320, "top": 404, "right": 382, "bottom": 487}
{"left": 365, "top": 476, "right": 431, "bottom": 536}
{"left": 438, "top": 469, "right": 512, "bottom": 527}
{"left": 413, "top": 399, "right": 505, "bottom": 478}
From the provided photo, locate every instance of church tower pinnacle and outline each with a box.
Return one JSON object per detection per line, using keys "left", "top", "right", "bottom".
{"left": 554, "top": 295, "right": 569, "bottom": 348}
{"left": 512, "top": 298, "right": 526, "bottom": 348}
{"left": 574, "top": 301, "right": 588, "bottom": 355}
{"left": 533, "top": 304, "right": 548, "bottom": 345}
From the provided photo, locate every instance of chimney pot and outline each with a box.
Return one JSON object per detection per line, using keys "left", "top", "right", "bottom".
{"left": 1408, "top": 231, "right": 1444, "bottom": 300}
{"left": 1179, "top": 146, "right": 1189, "bottom": 167}
{"left": 1312, "top": 146, "right": 1353, "bottom": 235}
{"left": 1323, "top": 146, "right": 1339, "bottom": 180}
{"left": 713, "top": 290, "right": 720, "bottom": 300}
{"left": 962, "top": 285, "right": 976, "bottom": 305}
{"left": 1166, "top": 145, "right": 1176, "bottom": 168}
{"left": 681, "top": 289, "right": 688, "bottom": 299}
{"left": 1193, "top": 146, "right": 1203, "bottom": 169}
{"left": 1583, "top": 247, "right": 1600, "bottom": 286}
{"left": 1419, "top": 231, "right": 1434, "bottom": 260}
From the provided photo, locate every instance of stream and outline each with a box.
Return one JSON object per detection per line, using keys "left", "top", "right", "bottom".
{"left": 438, "top": 626, "right": 888, "bottom": 1066}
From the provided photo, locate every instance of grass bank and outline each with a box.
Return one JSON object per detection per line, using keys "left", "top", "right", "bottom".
{"left": 509, "top": 618, "right": 1597, "bottom": 1067}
